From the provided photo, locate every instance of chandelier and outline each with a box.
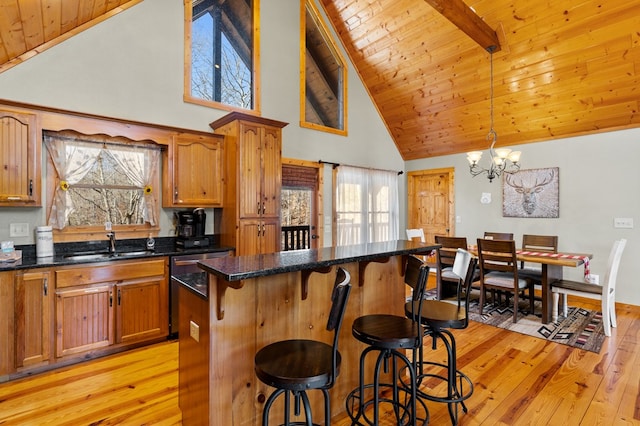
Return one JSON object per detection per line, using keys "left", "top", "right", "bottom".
{"left": 467, "top": 46, "right": 521, "bottom": 182}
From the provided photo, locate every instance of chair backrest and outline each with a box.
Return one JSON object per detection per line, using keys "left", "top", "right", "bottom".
{"left": 405, "top": 255, "right": 430, "bottom": 301}
{"left": 521, "top": 234, "right": 558, "bottom": 268}
{"left": 477, "top": 238, "right": 518, "bottom": 276}
{"left": 435, "top": 235, "right": 468, "bottom": 268}
{"left": 484, "top": 232, "right": 514, "bottom": 241}
{"left": 406, "top": 228, "right": 426, "bottom": 243}
{"left": 603, "top": 239, "right": 626, "bottom": 294}
{"left": 450, "top": 248, "right": 479, "bottom": 327}
{"left": 326, "top": 267, "right": 352, "bottom": 387}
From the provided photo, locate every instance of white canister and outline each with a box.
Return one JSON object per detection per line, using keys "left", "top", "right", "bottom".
{"left": 36, "top": 226, "right": 54, "bottom": 257}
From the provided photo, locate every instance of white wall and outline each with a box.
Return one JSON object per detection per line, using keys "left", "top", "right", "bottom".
{"left": 0, "top": 0, "right": 402, "bottom": 245}
{"left": 406, "top": 130, "right": 640, "bottom": 306}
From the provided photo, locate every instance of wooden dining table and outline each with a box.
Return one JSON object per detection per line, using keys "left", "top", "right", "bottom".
{"left": 465, "top": 246, "right": 593, "bottom": 324}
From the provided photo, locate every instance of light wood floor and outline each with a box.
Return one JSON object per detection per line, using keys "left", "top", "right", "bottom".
{"left": 1, "top": 296, "right": 638, "bottom": 425}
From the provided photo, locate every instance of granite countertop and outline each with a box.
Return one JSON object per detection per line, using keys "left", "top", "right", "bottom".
{"left": 0, "top": 236, "right": 234, "bottom": 271}
{"left": 198, "top": 240, "right": 439, "bottom": 282}
{"left": 172, "top": 272, "right": 208, "bottom": 299}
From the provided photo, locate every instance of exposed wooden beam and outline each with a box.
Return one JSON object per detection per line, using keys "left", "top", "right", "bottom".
{"left": 423, "top": 0, "right": 501, "bottom": 52}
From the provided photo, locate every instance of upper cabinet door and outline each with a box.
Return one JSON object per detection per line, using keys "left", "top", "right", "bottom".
{"left": 0, "top": 109, "right": 41, "bottom": 206}
{"left": 163, "top": 133, "right": 224, "bottom": 207}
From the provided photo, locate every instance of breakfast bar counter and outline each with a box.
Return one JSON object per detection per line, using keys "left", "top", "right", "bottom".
{"left": 177, "top": 240, "right": 437, "bottom": 425}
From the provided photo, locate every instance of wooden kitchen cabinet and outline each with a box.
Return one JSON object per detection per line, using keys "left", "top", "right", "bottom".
{"left": 238, "top": 219, "right": 280, "bottom": 256}
{"left": 0, "top": 271, "right": 15, "bottom": 378}
{"left": 163, "top": 132, "right": 224, "bottom": 207}
{"left": 55, "top": 283, "right": 113, "bottom": 357}
{"left": 210, "top": 112, "right": 288, "bottom": 256}
{"left": 0, "top": 108, "right": 41, "bottom": 206}
{"left": 116, "top": 275, "right": 168, "bottom": 344}
{"left": 15, "top": 269, "right": 52, "bottom": 369}
{"left": 55, "top": 258, "right": 168, "bottom": 359}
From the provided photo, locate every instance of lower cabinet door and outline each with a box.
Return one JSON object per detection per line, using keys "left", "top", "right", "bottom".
{"left": 116, "top": 277, "right": 168, "bottom": 344}
{"left": 15, "top": 270, "right": 52, "bottom": 369}
{"left": 55, "top": 285, "right": 114, "bottom": 358}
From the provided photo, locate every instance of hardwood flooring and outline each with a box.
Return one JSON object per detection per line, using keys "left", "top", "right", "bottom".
{"left": 0, "top": 296, "right": 638, "bottom": 425}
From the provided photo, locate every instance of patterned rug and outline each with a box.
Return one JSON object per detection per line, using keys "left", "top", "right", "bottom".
{"left": 425, "top": 289, "right": 605, "bottom": 353}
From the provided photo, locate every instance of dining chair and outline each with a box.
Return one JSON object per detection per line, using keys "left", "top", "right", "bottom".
{"left": 476, "top": 238, "right": 534, "bottom": 323}
{"left": 404, "top": 248, "right": 477, "bottom": 425}
{"left": 406, "top": 228, "right": 426, "bottom": 243}
{"left": 434, "top": 235, "right": 474, "bottom": 299}
{"left": 483, "top": 232, "right": 514, "bottom": 241}
{"left": 551, "top": 239, "right": 626, "bottom": 336}
{"left": 519, "top": 234, "right": 558, "bottom": 284}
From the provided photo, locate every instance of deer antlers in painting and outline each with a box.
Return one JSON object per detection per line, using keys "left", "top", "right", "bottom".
{"left": 505, "top": 169, "right": 555, "bottom": 215}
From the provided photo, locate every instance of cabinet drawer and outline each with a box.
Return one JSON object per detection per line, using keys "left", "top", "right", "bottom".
{"left": 56, "top": 258, "right": 166, "bottom": 288}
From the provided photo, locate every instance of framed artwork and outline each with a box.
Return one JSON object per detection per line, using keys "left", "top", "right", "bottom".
{"left": 502, "top": 167, "right": 559, "bottom": 218}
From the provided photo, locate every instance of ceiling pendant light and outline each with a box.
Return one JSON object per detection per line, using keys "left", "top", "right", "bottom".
{"left": 467, "top": 46, "right": 521, "bottom": 182}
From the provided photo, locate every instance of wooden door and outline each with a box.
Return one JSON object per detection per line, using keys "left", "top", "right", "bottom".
{"left": 116, "top": 277, "right": 168, "bottom": 344}
{"left": 55, "top": 284, "right": 113, "bottom": 358}
{"left": 238, "top": 122, "right": 262, "bottom": 219}
{"left": 407, "top": 168, "right": 454, "bottom": 244}
{"left": 0, "top": 109, "right": 40, "bottom": 205}
{"left": 169, "top": 134, "right": 223, "bottom": 207}
{"left": 281, "top": 159, "right": 323, "bottom": 250}
{"left": 15, "top": 270, "right": 51, "bottom": 368}
{"left": 238, "top": 220, "right": 262, "bottom": 255}
{"left": 261, "top": 125, "right": 282, "bottom": 218}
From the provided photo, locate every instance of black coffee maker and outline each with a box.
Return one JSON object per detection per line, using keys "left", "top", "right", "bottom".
{"left": 176, "top": 208, "right": 209, "bottom": 248}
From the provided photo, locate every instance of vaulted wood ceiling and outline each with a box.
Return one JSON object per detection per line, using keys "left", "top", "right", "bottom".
{"left": 320, "top": 0, "right": 640, "bottom": 160}
{"left": 0, "top": 0, "right": 141, "bottom": 73}
{"left": 1, "top": 0, "right": 638, "bottom": 160}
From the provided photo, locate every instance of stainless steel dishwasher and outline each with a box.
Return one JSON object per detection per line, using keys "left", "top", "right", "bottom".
{"left": 169, "top": 250, "right": 230, "bottom": 337}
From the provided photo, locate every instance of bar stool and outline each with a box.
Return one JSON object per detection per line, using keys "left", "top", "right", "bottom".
{"left": 345, "top": 255, "right": 429, "bottom": 425}
{"left": 403, "top": 248, "right": 477, "bottom": 425}
{"left": 254, "top": 267, "right": 351, "bottom": 425}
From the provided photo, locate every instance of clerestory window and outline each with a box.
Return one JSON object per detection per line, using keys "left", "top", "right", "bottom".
{"left": 185, "top": 0, "right": 259, "bottom": 112}
{"left": 300, "top": 0, "right": 347, "bottom": 135}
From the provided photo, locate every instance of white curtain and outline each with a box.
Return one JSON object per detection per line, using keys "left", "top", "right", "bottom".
{"left": 44, "top": 137, "right": 102, "bottom": 229}
{"left": 336, "top": 166, "right": 399, "bottom": 246}
{"left": 107, "top": 146, "right": 160, "bottom": 226}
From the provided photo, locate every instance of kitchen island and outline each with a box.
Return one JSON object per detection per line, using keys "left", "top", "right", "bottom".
{"left": 177, "top": 240, "right": 438, "bottom": 425}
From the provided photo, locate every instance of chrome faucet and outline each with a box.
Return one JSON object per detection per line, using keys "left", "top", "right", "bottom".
{"left": 107, "top": 232, "right": 116, "bottom": 254}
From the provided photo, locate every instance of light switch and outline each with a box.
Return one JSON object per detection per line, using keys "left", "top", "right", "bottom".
{"left": 9, "top": 223, "right": 29, "bottom": 237}
{"left": 613, "top": 218, "right": 633, "bottom": 229}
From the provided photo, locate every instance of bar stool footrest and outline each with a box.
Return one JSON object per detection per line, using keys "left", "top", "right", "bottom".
{"left": 345, "top": 383, "right": 429, "bottom": 426}
{"left": 411, "top": 360, "right": 474, "bottom": 405}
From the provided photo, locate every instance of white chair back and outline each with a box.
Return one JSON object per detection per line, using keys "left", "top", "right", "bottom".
{"left": 604, "top": 239, "right": 626, "bottom": 293}
{"left": 452, "top": 248, "right": 472, "bottom": 280}
{"left": 406, "top": 228, "right": 425, "bottom": 243}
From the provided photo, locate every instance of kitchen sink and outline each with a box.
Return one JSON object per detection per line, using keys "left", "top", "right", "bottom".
{"left": 114, "top": 250, "right": 155, "bottom": 257}
{"left": 63, "top": 252, "right": 113, "bottom": 261}
{"left": 63, "top": 250, "right": 155, "bottom": 261}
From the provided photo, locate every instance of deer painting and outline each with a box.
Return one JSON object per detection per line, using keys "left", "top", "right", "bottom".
{"left": 503, "top": 168, "right": 559, "bottom": 218}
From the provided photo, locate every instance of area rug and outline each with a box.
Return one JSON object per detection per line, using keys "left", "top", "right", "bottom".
{"left": 424, "top": 289, "right": 605, "bottom": 353}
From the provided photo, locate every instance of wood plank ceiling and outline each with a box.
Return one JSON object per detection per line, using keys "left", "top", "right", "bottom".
{"left": 0, "top": 0, "right": 141, "bottom": 73}
{"left": 320, "top": 0, "right": 640, "bottom": 160}
{"left": 0, "top": 0, "right": 638, "bottom": 160}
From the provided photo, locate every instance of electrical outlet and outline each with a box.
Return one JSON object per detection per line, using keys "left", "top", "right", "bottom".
{"left": 613, "top": 218, "right": 633, "bottom": 229}
{"left": 189, "top": 320, "right": 200, "bottom": 342}
{"left": 9, "top": 223, "right": 29, "bottom": 237}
